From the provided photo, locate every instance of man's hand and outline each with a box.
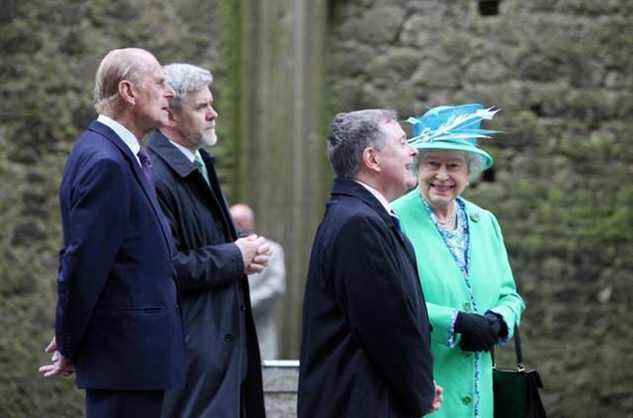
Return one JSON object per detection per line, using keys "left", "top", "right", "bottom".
{"left": 38, "top": 336, "right": 74, "bottom": 378}
{"left": 431, "top": 381, "right": 444, "bottom": 412}
{"left": 235, "top": 235, "right": 272, "bottom": 274}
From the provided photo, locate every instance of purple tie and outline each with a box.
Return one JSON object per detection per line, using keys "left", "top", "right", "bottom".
{"left": 137, "top": 148, "right": 155, "bottom": 190}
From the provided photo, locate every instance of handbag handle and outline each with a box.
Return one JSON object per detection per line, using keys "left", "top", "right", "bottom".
{"left": 492, "top": 324, "right": 526, "bottom": 372}
{"left": 512, "top": 325, "right": 526, "bottom": 372}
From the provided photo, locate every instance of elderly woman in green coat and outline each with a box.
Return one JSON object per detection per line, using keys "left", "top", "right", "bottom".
{"left": 393, "top": 104, "right": 525, "bottom": 418}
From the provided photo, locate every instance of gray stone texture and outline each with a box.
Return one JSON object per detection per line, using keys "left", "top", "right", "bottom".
{"left": 262, "top": 362, "right": 299, "bottom": 418}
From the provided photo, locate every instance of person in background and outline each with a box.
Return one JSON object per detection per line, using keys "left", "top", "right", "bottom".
{"left": 39, "top": 48, "right": 184, "bottom": 418}
{"left": 298, "top": 109, "right": 442, "bottom": 418}
{"left": 147, "top": 63, "right": 270, "bottom": 418}
{"left": 230, "top": 203, "right": 286, "bottom": 360}
{"left": 393, "top": 104, "right": 525, "bottom": 418}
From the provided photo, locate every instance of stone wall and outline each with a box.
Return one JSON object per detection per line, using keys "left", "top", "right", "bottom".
{"left": 0, "top": 1, "right": 228, "bottom": 415}
{"left": 326, "top": 1, "right": 633, "bottom": 417}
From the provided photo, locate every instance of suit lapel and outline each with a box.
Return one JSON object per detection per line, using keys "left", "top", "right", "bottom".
{"left": 395, "top": 228, "right": 419, "bottom": 270}
{"left": 332, "top": 179, "right": 419, "bottom": 268}
{"left": 88, "top": 121, "right": 172, "bottom": 251}
{"left": 200, "top": 150, "right": 238, "bottom": 240}
{"left": 148, "top": 131, "right": 238, "bottom": 241}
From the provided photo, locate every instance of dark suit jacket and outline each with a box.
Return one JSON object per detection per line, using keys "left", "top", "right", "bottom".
{"left": 147, "top": 131, "right": 265, "bottom": 418}
{"left": 55, "top": 120, "right": 184, "bottom": 390}
{"left": 298, "top": 178, "right": 435, "bottom": 418}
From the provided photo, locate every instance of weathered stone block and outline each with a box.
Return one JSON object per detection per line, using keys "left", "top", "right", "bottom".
{"left": 366, "top": 47, "right": 422, "bottom": 84}
{"left": 262, "top": 360, "right": 299, "bottom": 418}
{"left": 341, "top": 5, "right": 406, "bottom": 44}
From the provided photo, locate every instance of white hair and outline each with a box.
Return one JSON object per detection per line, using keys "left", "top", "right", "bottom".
{"left": 163, "top": 63, "right": 213, "bottom": 113}
{"left": 93, "top": 48, "right": 152, "bottom": 114}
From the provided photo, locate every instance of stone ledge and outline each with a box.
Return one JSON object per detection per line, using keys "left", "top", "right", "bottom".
{"left": 262, "top": 360, "right": 299, "bottom": 418}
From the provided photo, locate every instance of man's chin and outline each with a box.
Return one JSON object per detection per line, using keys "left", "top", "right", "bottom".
{"left": 201, "top": 132, "right": 218, "bottom": 147}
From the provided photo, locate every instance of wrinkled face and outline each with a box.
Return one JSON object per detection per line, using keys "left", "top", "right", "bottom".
{"left": 174, "top": 87, "right": 218, "bottom": 149}
{"left": 135, "top": 58, "right": 174, "bottom": 128}
{"left": 418, "top": 151, "right": 469, "bottom": 209}
{"left": 375, "top": 119, "right": 419, "bottom": 201}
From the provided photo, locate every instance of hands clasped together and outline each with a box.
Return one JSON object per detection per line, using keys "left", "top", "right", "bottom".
{"left": 235, "top": 234, "right": 273, "bottom": 275}
{"left": 454, "top": 311, "right": 507, "bottom": 352}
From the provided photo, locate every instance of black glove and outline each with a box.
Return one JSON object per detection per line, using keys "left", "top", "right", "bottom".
{"left": 484, "top": 311, "right": 508, "bottom": 341}
{"left": 454, "top": 312, "right": 497, "bottom": 352}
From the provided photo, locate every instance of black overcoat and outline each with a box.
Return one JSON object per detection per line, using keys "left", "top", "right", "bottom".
{"left": 298, "top": 179, "right": 435, "bottom": 418}
{"left": 147, "top": 131, "right": 265, "bottom": 418}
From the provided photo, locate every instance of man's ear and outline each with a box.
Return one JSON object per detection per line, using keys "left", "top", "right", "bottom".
{"left": 118, "top": 80, "right": 136, "bottom": 106}
{"left": 361, "top": 147, "right": 381, "bottom": 173}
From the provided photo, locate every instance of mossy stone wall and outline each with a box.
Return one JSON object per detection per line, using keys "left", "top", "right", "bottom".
{"left": 0, "top": 1, "right": 230, "bottom": 416}
{"left": 326, "top": 1, "right": 633, "bottom": 416}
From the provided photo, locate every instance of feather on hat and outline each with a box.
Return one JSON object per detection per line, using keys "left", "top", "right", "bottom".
{"left": 406, "top": 103, "right": 500, "bottom": 170}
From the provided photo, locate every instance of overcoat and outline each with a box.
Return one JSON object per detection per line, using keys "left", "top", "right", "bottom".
{"left": 56, "top": 120, "right": 184, "bottom": 390}
{"left": 393, "top": 190, "right": 525, "bottom": 418}
{"left": 298, "top": 179, "right": 435, "bottom": 418}
{"left": 147, "top": 131, "right": 265, "bottom": 418}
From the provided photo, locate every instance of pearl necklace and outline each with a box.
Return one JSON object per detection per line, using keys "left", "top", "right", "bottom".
{"left": 434, "top": 203, "right": 457, "bottom": 230}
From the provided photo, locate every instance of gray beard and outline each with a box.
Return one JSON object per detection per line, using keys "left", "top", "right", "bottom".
{"left": 200, "top": 129, "right": 217, "bottom": 147}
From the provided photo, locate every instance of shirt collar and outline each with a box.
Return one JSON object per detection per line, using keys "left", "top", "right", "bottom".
{"left": 355, "top": 180, "right": 394, "bottom": 215}
{"left": 167, "top": 139, "right": 197, "bottom": 163}
{"left": 97, "top": 114, "right": 141, "bottom": 157}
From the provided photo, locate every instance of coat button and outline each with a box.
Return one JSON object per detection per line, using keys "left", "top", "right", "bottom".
{"left": 224, "top": 333, "right": 234, "bottom": 343}
{"left": 462, "top": 396, "right": 472, "bottom": 405}
{"left": 240, "top": 305, "right": 246, "bottom": 312}
{"left": 462, "top": 302, "right": 471, "bottom": 311}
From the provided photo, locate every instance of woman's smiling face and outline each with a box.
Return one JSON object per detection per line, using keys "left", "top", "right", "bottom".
{"left": 418, "top": 150, "right": 469, "bottom": 209}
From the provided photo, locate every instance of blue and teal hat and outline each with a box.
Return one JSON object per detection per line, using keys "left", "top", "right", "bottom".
{"left": 406, "top": 103, "right": 500, "bottom": 170}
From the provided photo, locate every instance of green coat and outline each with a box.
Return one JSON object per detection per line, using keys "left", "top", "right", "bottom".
{"left": 393, "top": 190, "right": 525, "bottom": 418}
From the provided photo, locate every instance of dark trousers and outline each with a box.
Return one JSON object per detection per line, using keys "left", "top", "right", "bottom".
{"left": 86, "top": 389, "right": 164, "bottom": 418}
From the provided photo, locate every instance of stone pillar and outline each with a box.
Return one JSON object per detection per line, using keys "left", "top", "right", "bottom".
{"left": 237, "top": 0, "right": 329, "bottom": 357}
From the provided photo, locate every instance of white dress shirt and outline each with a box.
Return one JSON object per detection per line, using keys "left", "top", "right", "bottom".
{"left": 97, "top": 114, "right": 142, "bottom": 167}
{"left": 355, "top": 180, "right": 395, "bottom": 215}
{"left": 168, "top": 139, "right": 197, "bottom": 163}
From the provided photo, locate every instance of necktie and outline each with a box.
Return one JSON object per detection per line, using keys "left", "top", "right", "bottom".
{"left": 193, "top": 152, "right": 210, "bottom": 185}
{"left": 137, "top": 148, "right": 155, "bottom": 190}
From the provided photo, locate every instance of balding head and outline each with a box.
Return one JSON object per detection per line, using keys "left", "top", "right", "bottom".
{"left": 93, "top": 48, "right": 160, "bottom": 115}
{"left": 230, "top": 204, "right": 255, "bottom": 234}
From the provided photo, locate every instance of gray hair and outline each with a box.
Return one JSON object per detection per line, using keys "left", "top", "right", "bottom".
{"left": 163, "top": 63, "right": 213, "bottom": 113}
{"left": 93, "top": 48, "right": 152, "bottom": 114}
{"left": 327, "top": 109, "right": 397, "bottom": 179}
{"left": 418, "top": 150, "right": 485, "bottom": 181}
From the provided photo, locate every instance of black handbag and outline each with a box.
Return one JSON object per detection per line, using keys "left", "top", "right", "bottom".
{"left": 492, "top": 326, "right": 547, "bottom": 418}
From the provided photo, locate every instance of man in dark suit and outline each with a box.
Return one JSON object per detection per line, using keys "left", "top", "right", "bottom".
{"left": 146, "top": 63, "right": 270, "bottom": 418}
{"left": 298, "top": 110, "right": 443, "bottom": 418}
{"left": 39, "top": 48, "right": 185, "bottom": 418}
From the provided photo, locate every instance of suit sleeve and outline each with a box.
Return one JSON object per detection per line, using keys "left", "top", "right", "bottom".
{"left": 154, "top": 179, "right": 244, "bottom": 293}
{"left": 488, "top": 213, "right": 525, "bottom": 341}
{"left": 55, "top": 158, "right": 128, "bottom": 360}
{"left": 332, "top": 215, "right": 435, "bottom": 417}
